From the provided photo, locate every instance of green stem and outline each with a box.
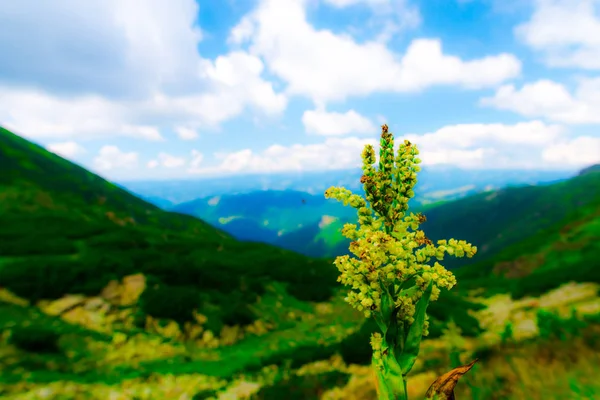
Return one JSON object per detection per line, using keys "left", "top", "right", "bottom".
{"left": 374, "top": 344, "right": 408, "bottom": 400}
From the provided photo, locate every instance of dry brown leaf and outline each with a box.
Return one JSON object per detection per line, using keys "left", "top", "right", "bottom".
{"left": 425, "top": 359, "right": 478, "bottom": 400}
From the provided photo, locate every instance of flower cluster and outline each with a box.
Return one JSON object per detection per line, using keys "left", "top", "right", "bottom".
{"left": 325, "top": 125, "right": 477, "bottom": 326}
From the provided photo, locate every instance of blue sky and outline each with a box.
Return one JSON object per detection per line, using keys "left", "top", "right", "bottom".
{"left": 0, "top": 0, "right": 599, "bottom": 181}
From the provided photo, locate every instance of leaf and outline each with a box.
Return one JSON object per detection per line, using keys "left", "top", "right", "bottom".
{"left": 375, "top": 281, "right": 395, "bottom": 335}
{"left": 398, "top": 285, "right": 418, "bottom": 299}
{"left": 425, "top": 359, "right": 479, "bottom": 400}
{"left": 382, "top": 350, "right": 406, "bottom": 398}
{"left": 374, "top": 363, "right": 394, "bottom": 400}
{"left": 373, "top": 344, "right": 407, "bottom": 400}
{"left": 396, "top": 280, "right": 433, "bottom": 375}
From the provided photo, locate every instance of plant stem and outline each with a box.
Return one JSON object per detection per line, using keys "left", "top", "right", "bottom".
{"left": 375, "top": 346, "right": 408, "bottom": 400}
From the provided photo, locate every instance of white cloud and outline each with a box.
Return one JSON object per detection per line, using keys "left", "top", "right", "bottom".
{"left": 159, "top": 152, "right": 186, "bottom": 168}
{"left": 0, "top": 51, "right": 286, "bottom": 141}
{"left": 46, "top": 141, "right": 86, "bottom": 159}
{"left": 94, "top": 145, "right": 138, "bottom": 171}
{"left": 188, "top": 120, "right": 586, "bottom": 175}
{"left": 406, "top": 121, "right": 564, "bottom": 147}
{"left": 515, "top": 0, "right": 600, "bottom": 69}
{"left": 542, "top": 136, "right": 600, "bottom": 165}
{"left": 188, "top": 136, "right": 378, "bottom": 175}
{"left": 0, "top": 87, "right": 164, "bottom": 141}
{"left": 0, "top": 0, "right": 204, "bottom": 98}
{"left": 175, "top": 126, "right": 199, "bottom": 140}
{"left": 322, "top": 0, "right": 422, "bottom": 43}
{"left": 0, "top": 2, "right": 286, "bottom": 141}
{"left": 189, "top": 149, "right": 204, "bottom": 168}
{"left": 480, "top": 78, "right": 600, "bottom": 124}
{"left": 201, "top": 51, "right": 287, "bottom": 115}
{"left": 230, "top": 0, "right": 521, "bottom": 106}
{"left": 302, "top": 109, "right": 377, "bottom": 135}
{"left": 402, "top": 121, "right": 566, "bottom": 168}
{"left": 148, "top": 152, "right": 187, "bottom": 169}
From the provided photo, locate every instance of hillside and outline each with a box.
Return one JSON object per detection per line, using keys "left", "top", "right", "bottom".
{"left": 1, "top": 126, "right": 600, "bottom": 399}
{"left": 269, "top": 170, "right": 600, "bottom": 263}
{"left": 420, "top": 171, "right": 600, "bottom": 269}
{"left": 0, "top": 128, "right": 229, "bottom": 237}
{"left": 0, "top": 126, "right": 340, "bottom": 331}
{"left": 170, "top": 190, "right": 355, "bottom": 244}
{"left": 452, "top": 179, "right": 600, "bottom": 298}
{"left": 579, "top": 163, "right": 600, "bottom": 176}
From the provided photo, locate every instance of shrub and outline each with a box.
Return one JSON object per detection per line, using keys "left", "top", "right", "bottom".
{"left": 139, "top": 284, "right": 203, "bottom": 325}
{"left": 253, "top": 343, "right": 340, "bottom": 372}
{"left": 0, "top": 259, "right": 102, "bottom": 300}
{"left": 192, "top": 389, "right": 220, "bottom": 400}
{"left": 254, "top": 371, "right": 350, "bottom": 400}
{"left": 500, "top": 322, "right": 514, "bottom": 344}
{"left": 0, "top": 236, "right": 78, "bottom": 256}
{"left": 338, "top": 318, "right": 379, "bottom": 365}
{"left": 537, "top": 308, "right": 587, "bottom": 341}
{"left": 9, "top": 325, "right": 61, "bottom": 353}
{"left": 220, "top": 303, "right": 257, "bottom": 327}
{"left": 426, "top": 291, "right": 484, "bottom": 338}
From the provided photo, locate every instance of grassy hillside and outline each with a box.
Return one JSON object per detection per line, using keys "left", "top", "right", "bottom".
{"left": 453, "top": 189, "right": 600, "bottom": 298}
{"left": 0, "top": 126, "right": 340, "bottom": 331}
{"left": 420, "top": 171, "right": 600, "bottom": 268}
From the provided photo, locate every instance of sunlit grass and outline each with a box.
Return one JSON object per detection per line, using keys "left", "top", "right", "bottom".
{"left": 2, "top": 278, "right": 600, "bottom": 399}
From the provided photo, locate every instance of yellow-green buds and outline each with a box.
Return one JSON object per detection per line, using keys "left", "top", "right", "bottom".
{"left": 325, "top": 124, "right": 478, "bottom": 400}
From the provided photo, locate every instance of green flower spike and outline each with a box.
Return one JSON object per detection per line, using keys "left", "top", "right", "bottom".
{"left": 325, "top": 124, "right": 478, "bottom": 400}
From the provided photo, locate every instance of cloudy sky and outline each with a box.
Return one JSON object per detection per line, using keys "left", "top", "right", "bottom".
{"left": 1, "top": 0, "right": 599, "bottom": 181}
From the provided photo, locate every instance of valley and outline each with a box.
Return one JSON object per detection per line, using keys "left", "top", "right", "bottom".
{"left": 0, "top": 126, "right": 599, "bottom": 399}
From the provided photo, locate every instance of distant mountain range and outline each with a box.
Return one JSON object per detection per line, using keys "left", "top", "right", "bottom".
{"left": 161, "top": 166, "right": 594, "bottom": 258}
{"left": 121, "top": 167, "right": 575, "bottom": 207}
{"left": 122, "top": 165, "right": 580, "bottom": 259}
{"left": 169, "top": 190, "right": 354, "bottom": 247}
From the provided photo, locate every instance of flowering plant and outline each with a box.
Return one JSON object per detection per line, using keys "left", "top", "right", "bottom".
{"left": 325, "top": 124, "right": 478, "bottom": 400}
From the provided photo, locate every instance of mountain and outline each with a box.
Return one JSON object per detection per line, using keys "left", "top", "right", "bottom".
{"left": 0, "top": 126, "right": 339, "bottom": 332}
{"left": 170, "top": 190, "right": 355, "bottom": 244}
{"left": 141, "top": 166, "right": 575, "bottom": 255}
{"left": 121, "top": 166, "right": 574, "bottom": 207}
{"left": 272, "top": 217, "right": 351, "bottom": 258}
{"left": 579, "top": 163, "right": 600, "bottom": 176}
{"left": 180, "top": 167, "right": 598, "bottom": 261}
{"left": 419, "top": 169, "right": 600, "bottom": 269}
{"left": 278, "top": 168, "right": 599, "bottom": 259}
{"left": 449, "top": 167, "right": 600, "bottom": 298}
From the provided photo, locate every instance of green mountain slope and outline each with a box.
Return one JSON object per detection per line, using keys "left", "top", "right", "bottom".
{"left": 274, "top": 171, "right": 599, "bottom": 265}
{"left": 0, "top": 127, "right": 339, "bottom": 331}
{"left": 420, "top": 171, "right": 600, "bottom": 269}
{"left": 0, "top": 128, "right": 226, "bottom": 237}
{"left": 170, "top": 190, "right": 355, "bottom": 244}
{"left": 273, "top": 217, "right": 351, "bottom": 258}
{"left": 454, "top": 190, "right": 600, "bottom": 298}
